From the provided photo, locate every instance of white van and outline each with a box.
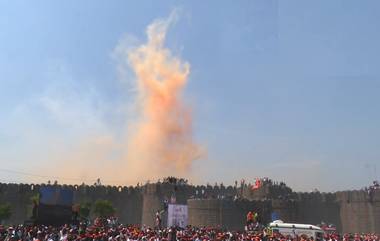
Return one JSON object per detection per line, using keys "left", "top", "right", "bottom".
{"left": 269, "top": 220, "right": 324, "bottom": 241}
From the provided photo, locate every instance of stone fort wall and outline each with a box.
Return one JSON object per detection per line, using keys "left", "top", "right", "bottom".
{"left": 188, "top": 199, "right": 272, "bottom": 230}
{"left": 0, "top": 182, "right": 379, "bottom": 234}
{"left": 0, "top": 182, "right": 238, "bottom": 226}
{"left": 336, "top": 190, "right": 380, "bottom": 233}
{"left": 0, "top": 183, "right": 143, "bottom": 225}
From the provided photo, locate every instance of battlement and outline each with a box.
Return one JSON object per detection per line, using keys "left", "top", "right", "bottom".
{"left": 0, "top": 182, "right": 143, "bottom": 195}
{"left": 0, "top": 181, "right": 378, "bottom": 203}
{"left": 0, "top": 181, "right": 379, "bottom": 233}
{"left": 336, "top": 189, "right": 380, "bottom": 203}
{"left": 295, "top": 192, "right": 338, "bottom": 203}
{"left": 188, "top": 198, "right": 271, "bottom": 230}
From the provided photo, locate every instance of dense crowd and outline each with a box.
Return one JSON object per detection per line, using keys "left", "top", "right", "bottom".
{"left": 0, "top": 220, "right": 378, "bottom": 241}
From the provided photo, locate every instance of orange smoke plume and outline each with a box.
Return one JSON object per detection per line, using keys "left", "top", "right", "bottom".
{"left": 124, "top": 13, "right": 201, "bottom": 182}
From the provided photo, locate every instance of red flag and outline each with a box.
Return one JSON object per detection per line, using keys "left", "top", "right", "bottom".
{"left": 252, "top": 178, "right": 262, "bottom": 190}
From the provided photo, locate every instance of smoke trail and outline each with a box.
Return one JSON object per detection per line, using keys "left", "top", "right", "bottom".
{"left": 122, "top": 12, "right": 201, "bottom": 182}
{"left": 18, "top": 12, "right": 200, "bottom": 185}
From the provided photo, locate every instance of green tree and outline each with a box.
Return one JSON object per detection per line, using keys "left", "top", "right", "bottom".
{"left": 30, "top": 194, "right": 39, "bottom": 204}
{"left": 0, "top": 203, "right": 11, "bottom": 223}
{"left": 79, "top": 202, "right": 92, "bottom": 219}
{"left": 93, "top": 200, "right": 115, "bottom": 218}
{"left": 27, "top": 194, "right": 39, "bottom": 220}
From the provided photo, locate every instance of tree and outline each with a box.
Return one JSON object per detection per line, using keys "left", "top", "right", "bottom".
{"left": 30, "top": 194, "right": 39, "bottom": 205}
{"left": 79, "top": 201, "right": 92, "bottom": 219}
{"left": 93, "top": 200, "right": 115, "bottom": 218}
{"left": 29, "top": 194, "right": 39, "bottom": 220}
{"left": 0, "top": 203, "right": 11, "bottom": 223}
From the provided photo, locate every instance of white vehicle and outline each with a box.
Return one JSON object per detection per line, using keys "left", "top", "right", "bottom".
{"left": 269, "top": 220, "right": 324, "bottom": 241}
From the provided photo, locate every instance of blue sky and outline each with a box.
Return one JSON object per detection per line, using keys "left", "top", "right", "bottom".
{"left": 0, "top": 1, "right": 379, "bottom": 191}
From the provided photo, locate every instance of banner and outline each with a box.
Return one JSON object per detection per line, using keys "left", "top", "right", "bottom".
{"left": 39, "top": 187, "right": 73, "bottom": 206}
{"left": 271, "top": 212, "right": 279, "bottom": 221}
{"left": 167, "top": 204, "right": 188, "bottom": 228}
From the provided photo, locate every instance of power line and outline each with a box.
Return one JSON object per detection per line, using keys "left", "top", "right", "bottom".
{"left": 0, "top": 168, "right": 127, "bottom": 185}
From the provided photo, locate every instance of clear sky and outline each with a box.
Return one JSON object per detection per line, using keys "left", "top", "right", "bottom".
{"left": 0, "top": 1, "right": 379, "bottom": 191}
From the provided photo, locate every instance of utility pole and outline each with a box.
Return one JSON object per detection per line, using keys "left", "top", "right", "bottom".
{"left": 375, "top": 164, "right": 378, "bottom": 181}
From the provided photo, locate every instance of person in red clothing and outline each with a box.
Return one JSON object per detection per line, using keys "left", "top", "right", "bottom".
{"left": 246, "top": 211, "right": 255, "bottom": 230}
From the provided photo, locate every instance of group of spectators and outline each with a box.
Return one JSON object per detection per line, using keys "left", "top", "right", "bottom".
{"left": 0, "top": 221, "right": 378, "bottom": 241}
{"left": 161, "top": 178, "right": 188, "bottom": 186}
{"left": 364, "top": 181, "right": 379, "bottom": 202}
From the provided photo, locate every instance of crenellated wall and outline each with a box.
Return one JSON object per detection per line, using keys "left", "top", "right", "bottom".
{"left": 140, "top": 183, "right": 237, "bottom": 226}
{"left": 0, "top": 183, "right": 144, "bottom": 225}
{"left": 271, "top": 199, "right": 298, "bottom": 223}
{"left": 0, "top": 183, "right": 38, "bottom": 224}
{"left": 336, "top": 190, "right": 380, "bottom": 233}
{"left": 0, "top": 182, "right": 379, "bottom": 234}
{"left": 72, "top": 185, "right": 143, "bottom": 225}
{"left": 187, "top": 199, "right": 271, "bottom": 230}
{"left": 294, "top": 192, "right": 341, "bottom": 231}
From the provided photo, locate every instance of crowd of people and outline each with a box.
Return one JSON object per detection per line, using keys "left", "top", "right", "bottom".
{"left": 0, "top": 220, "right": 378, "bottom": 241}
{"left": 364, "top": 181, "right": 379, "bottom": 202}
